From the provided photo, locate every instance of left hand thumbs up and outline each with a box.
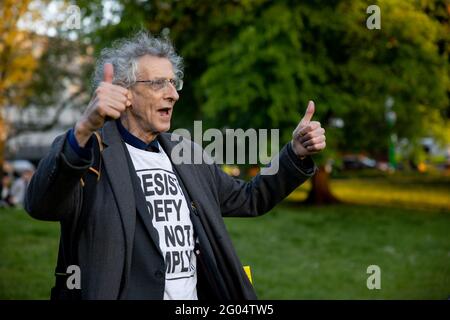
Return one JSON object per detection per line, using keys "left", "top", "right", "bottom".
{"left": 291, "top": 100, "right": 326, "bottom": 158}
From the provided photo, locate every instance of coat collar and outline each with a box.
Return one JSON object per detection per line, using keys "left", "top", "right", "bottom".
{"left": 115, "top": 119, "right": 160, "bottom": 152}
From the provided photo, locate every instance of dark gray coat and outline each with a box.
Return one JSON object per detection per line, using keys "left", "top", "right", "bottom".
{"left": 25, "top": 121, "right": 316, "bottom": 300}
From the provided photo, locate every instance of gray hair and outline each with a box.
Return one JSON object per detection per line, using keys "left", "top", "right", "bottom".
{"left": 92, "top": 30, "right": 184, "bottom": 89}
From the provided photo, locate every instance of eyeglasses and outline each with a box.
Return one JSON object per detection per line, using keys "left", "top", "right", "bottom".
{"left": 135, "top": 78, "right": 183, "bottom": 91}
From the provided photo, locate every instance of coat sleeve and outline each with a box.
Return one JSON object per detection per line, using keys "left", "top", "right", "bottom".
{"left": 212, "top": 142, "right": 317, "bottom": 217}
{"left": 24, "top": 131, "right": 93, "bottom": 222}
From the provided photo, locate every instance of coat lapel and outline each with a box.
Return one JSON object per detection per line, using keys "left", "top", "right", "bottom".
{"left": 123, "top": 145, "right": 165, "bottom": 260}
{"left": 102, "top": 122, "right": 164, "bottom": 261}
{"left": 100, "top": 121, "right": 137, "bottom": 293}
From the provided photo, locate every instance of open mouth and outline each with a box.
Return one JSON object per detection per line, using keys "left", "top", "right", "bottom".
{"left": 157, "top": 107, "right": 172, "bottom": 116}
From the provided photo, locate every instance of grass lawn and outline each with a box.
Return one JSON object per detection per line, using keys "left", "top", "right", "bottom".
{"left": 0, "top": 207, "right": 59, "bottom": 299}
{"left": 226, "top": 204, "right": 450, "bottom": 299}
{"left": 0, "top": 173, "right": 449, "bottom": 299}
{"left": 287, "top": 172, "right": 450, "bottom": 212}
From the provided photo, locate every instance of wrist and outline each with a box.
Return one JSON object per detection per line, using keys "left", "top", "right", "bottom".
{"left": 290, "top": 140, "right": 307, "bottom": 160}
{"left": 74, "top": 121, "right": 93, "bottom": 147}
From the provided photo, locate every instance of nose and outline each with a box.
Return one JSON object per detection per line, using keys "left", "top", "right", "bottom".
{"left": 165, "top": 82, "right": 179, "bottom": 102}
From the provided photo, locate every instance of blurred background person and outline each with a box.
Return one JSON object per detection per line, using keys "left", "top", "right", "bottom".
{"left": 9, "top": 169, "right": 34, "bottom": 207}
{"left": 0, "top": 173, "right": 13, "bottom": 207}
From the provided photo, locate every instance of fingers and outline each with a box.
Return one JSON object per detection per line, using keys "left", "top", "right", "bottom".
{"left": 306, "top": 141, "right": 326, "bottom": 153}
{"left": 96, "top": 83, "right": 131, "bottom": 107}
{"left": 292, "top": 120, "right": 326, "bottom": 156}
{"left": 98, "top": 82, "right": 129, "bottom": 96}
{"left": 106, "top": 90, "right": 128, "bottom": 105}
{"left": 300, "top": 125, "right": 326, "bottom": 152}
{"left": 302, "top": 134, "right": 326, "bottom": 148}
{"left": 100, "top": 62, "right": 131, "bottom": 107}
{"left": 81, "top": 65, "right": 130, "bottom": 133}
{"left": 103, "top": 96, "right": 128, "bottom": 113}
{"left": 297, "top": 121, "right": 321, "bottom": 137}
{"left": 92, "top": 82, "right": 130, "bottom": 122}
{"left": 299, "top": 126, "right": 325, "bottom": 143}
{"left": 95, "top": 101, "right": 122, "bottom": 119}
{"left": 291, "top": 100, "right": 327, "bottom": 156}
{"left": 102, "top": 108, "right": 121, "bottom": 120}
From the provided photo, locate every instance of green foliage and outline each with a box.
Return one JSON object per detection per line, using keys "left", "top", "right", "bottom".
{"left": 200, "top": 0, "right": 448, "bottom": 152}
{"left": 200, "top": 3, "right": 306, "bottom": 132}
{"left": 335, "top": 0, "right": 449, "bottom": 153}
{"left": 81, "top": 0, "right": 449, "bottom": 157}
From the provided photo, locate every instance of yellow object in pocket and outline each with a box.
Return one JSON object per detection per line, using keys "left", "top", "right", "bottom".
{"left": 243, "top": 265, "right": 253, "bottom": 285}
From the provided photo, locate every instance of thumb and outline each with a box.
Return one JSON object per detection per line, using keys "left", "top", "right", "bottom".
{"left": 103, "top": 63, "right": 114, "bottom": 83}
{"left": 300, "top": 100, "right": 315, "bottom": 125}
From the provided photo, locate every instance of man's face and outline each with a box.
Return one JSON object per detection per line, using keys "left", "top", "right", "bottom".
{"left": 127, "top": 55, "right": 179, "bottom": 135}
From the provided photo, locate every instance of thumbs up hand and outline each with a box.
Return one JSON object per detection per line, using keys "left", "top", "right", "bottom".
{"left": 74, "top": 63, "right": 132, "bottom": 147}
{"left": 291, "top": 101, "right": 326, "bottom": 158}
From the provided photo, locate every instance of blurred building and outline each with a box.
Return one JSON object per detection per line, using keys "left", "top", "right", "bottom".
{"left": 4, "top": 106, "right": 82, "bottom": 164}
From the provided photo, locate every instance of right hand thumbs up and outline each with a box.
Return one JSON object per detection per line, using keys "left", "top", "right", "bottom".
{"left": 74, "top": 63, "right": 131, "bottom": 147}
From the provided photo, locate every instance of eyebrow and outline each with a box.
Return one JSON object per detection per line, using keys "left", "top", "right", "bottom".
{"left": 137, "top": 76, "right": 176, "bottom": 81}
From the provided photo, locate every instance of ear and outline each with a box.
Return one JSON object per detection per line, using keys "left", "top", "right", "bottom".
{"left": 127, "top": 90, "right": 134, "bottom": 108}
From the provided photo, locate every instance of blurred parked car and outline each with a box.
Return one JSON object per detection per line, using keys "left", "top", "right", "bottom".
{"left": 342, "top": 155, "right": 377, "bottom": 170}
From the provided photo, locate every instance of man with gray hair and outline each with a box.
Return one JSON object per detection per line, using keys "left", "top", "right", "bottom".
{"left": 25, "top": 31, "right": 326, "bottom": 300}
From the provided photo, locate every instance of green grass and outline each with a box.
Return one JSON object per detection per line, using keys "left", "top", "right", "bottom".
{"left": 0, "top": 208, "right": 59, "bottom": 299}
{"left": 1, "top": 173, "right": 449, "bottom": 299}
{"left": 225, "top": 204, "right": 450, "bottom": 299}
{"left": 288, "top": 173, "right": 450, "bottom": 211}
{"left": 331, "top": 173, "right": 450, "bottom": 211}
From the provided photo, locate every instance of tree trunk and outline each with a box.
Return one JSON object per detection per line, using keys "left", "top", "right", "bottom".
{"left": 304, "top": 165, "right": 340, "bottom": 205}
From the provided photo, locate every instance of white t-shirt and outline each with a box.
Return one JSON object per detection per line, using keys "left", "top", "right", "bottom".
{"left": 126, "top": 142, "right": 197, "bottom": 300}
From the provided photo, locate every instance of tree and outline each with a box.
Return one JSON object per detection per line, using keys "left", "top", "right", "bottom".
{"left": 79, "top": 0, "right": 449, "bottom": 204}
{"left": 2, "top": 0, "right": 93, "bottom": 165}
{"left": 197, "top": 0, "right": 448, "bottom": 203}
{"left": 16, "top": 35, "right": 93, "bottom": 136}
{"left": 0, "top": 0, "right": 38, "bottom": 174}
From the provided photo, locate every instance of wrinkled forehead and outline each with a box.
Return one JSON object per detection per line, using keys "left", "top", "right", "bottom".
{"left": 136, "top": 55, "right": 175, "bottom": 79}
